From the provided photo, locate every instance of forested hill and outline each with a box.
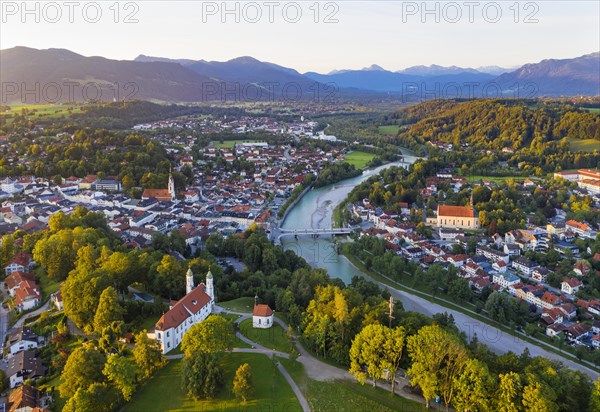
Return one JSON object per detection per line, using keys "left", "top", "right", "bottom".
{"left": 391, "top": 99, "right": 600, "bottom": 151}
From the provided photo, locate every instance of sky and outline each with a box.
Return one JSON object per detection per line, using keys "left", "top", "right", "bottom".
{"left": 1, "top": 1, "right": 599, "bottom": 73}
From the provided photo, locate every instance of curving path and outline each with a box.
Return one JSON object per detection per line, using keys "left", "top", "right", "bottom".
{"left": 217, "top": 307, "right": 442, "bottom": 409}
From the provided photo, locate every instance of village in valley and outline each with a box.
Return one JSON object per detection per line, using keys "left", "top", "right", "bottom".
{"left": 0, "top": 98, "right": 598, "bottom": 411}
{"left": 348, "top": 167, "right": 600, "bottom": 347}
{"left": 1, "top": 0, "right": 599, "bottom": 409}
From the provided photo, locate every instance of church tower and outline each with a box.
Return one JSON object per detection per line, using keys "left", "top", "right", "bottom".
{"left": 168, "top": 166, "right": 175, "bottom": 202}
{"left": 206, "top": 269, "right": 215, "bottom": 304}
{"left": 186, "top": 266, "right": 194, "bottom": 295}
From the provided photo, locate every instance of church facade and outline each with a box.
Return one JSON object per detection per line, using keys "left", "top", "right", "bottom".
{"left": 141, "top": 171, "right": 176, "bottom": 202}
{"left": 151, "top": 268, "right": 215, "bottom": 353}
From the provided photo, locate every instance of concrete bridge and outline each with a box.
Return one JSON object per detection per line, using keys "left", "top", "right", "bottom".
{"left": 276, "top": 227, "right": 352, "bottom": 243}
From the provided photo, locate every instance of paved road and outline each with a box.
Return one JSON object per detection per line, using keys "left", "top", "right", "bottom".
{"left": 0, "top": 304, "right": 8, "bottom": 352}
{"left": 11, "top": 301, "right": 51, "bottom": 330}
{"left": 340, "top": 255, "right": 600, "bottom": 379}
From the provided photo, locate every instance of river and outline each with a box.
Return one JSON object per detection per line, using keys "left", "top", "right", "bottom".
{"left": 280, "top": 153, "right": 420, "bottom": 284}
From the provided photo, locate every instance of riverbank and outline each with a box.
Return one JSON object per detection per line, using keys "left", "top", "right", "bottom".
{"left": 339, "top": 248, "right": 600, "bottom": 378}
{"left": 278, "top": 179, "right": 315, "bottom": 220}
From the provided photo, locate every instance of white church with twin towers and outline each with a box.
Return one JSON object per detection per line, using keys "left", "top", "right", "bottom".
{"left": 151, "top": 267, "right": 215, "bottom": 353}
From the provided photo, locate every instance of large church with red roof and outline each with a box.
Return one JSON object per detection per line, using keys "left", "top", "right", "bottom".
{"left": 151, "top": 267, "right": 215, "bottom": 353}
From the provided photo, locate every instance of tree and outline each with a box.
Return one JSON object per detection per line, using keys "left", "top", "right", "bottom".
{"left": 384, "top": 326, "right": 406, "bottom": 394}
{"left": 63, "top": 383, "right": 120, "bottom": 412}
{"left": 181, "top": 315, "right": 235, "bottom": 357}
{"left": 232, "top": 363, "right": 253, "bottom": 402}
{"left": 59, "top": 346, "right": 106, "bottom": 398}
{"left": 63, "top": 266, "right": 112, "bottom": 332}
{"left": 349, "top": 324, "right": 388, "bottom": 388}
{"left": 522, "top": 378, "right": 558, "bottom": 412}
{"left": 349, "top": 324, "right": 406, "bottom": 393}
{"left": 132, "top": 330, "right": 166, "bottom": 381}
{"left": 496, "top": 372, "right": 522, "bottom": 412}
{"left": 590, "top": 378, "right": 600, "bottom": 412}
{"left": 94, "top": 286, "right": 124, "bottom": 334}
{"left": 102, "top": 355, "right": 138, "bottom": 401}
{"left": 452, "top": 358, "right": 494, "bottom": 412}
{"left": 100, "top": 251, "right": 140, "bottom": 293}
{"left": 154, "top": 254, "right": 185, "bottom": 299}
{"left": 0, "top": 369, "right": 7, "bottom": 393}
{"left": 449, "top": 278, "right": 472, "bottom": 302}
{"left": 406, "top": 324, "right": 469, "bottom": 408}
{"left": 182, "top": 351, "right": 223, "bottom": 399}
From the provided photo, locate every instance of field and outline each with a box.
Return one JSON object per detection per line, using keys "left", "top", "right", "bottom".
{"left": 277, "top": 357, "right": 427, "bottom": 412}
{"left": 584, "top": 108, "right": 600, "bottom": 114}
{"left": 344, "top": 151, "right": 376, "bottom": 169}
{"left": 378, "top": 125, "right": 400, "bottom": 135}
{"left": 124, "top": 353, "right": 302, "bottom": 412}
{"left": 0, "top": 104, "right": 82, "bottom": 119}
{"left": 566, "top": 137, "right": 599, "bottom": 153}
{"left": 212, "top": 139, "right": 264, "bottom": 148}
{"left": 238, "top": 318, "right": 291, "bottom": 353}
{"left": 466, "top": 175, "right": 527, "bottom": 183}
{"left": 219, "top": 297, "right": 255, "bottom": 313}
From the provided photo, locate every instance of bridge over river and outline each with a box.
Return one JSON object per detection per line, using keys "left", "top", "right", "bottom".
{"left": 275, "top": 228, "right": 352, "bottom": 244}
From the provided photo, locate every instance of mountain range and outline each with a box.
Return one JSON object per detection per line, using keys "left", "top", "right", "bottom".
{"left": 1, "top": 47, "right": 598, "bottom": 103}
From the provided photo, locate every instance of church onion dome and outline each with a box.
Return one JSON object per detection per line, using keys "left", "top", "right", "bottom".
{"left": 187, "top": 267, "right": 193, "bottom": 277}
{"left": 206, "top": 269, "right": 213, "bottom": 279}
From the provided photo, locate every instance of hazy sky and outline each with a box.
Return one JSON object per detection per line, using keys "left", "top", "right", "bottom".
{"left": 1, "top": 1, "right": 598, "bottom": 73}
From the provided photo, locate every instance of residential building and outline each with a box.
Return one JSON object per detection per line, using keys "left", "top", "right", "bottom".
{"left": 50, "top": 290, "right": 63, "bottom": 311}
{"left": 511, "top": 256, "right": 539, "bottom": 276}
{"left": 566, "top": 220, "right": 598, "bottom": 240}
{"left": 4, "top": 252, "right": 34, "bottom": 275}
{"left": 6, "top": 350, "right": 45, "bottom": 388}
{"left": 493, "top": 273, "right": 520, "bottom": 289}
{"left": 531, "top": 267, "right": 550, "bottom": 283}
{"left": 6, "top": 384, "right": 49, "bottom": 412}
{"left": 8, "top": 327, "right": 39, "bottom": 356}
{"left": 564, "top": 323, "right": 591, "bottom": 344}
{"left": 562, "top": 278, "right": 583, "bottom": 295}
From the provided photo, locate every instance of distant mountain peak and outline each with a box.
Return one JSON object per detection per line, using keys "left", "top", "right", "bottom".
{"left": 227, "top": 56, "right": 261, "bottom": 64}
{"left": 363, "top": 64, "right": 386, "bottom": 71}
{"left": 397, "top": 64, "right": 481, "bottom": 75}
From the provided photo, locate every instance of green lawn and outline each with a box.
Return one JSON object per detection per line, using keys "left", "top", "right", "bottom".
{"left": 566, "top": 137, "right": 599, "bottom": 153}
{"left": 212, "top": 139, "right": 265, "bottom": 149}
{"left": 584, "top": 108, "right": 600, "bottom": 114}
{"left": 36, "top": 267, "right": 61, "bottom": 299}
{"left": 277, "top": 357, "right": 426, "bottom": 412}
{"left": 466, "top": 175, "right": 527, "bottom": 183}
{"left": 344, "top": 151, "right": 376, "bottom": 169}
{"left": 140, "top": 314, "right": 161, "bottom": 333}
{"left": 39, "top": 375, "right": 67, "bottom": 411}
{"left": 219, "top": 297, "right": 255, "bottom": 313}
{"left": 220, "top": 313, "right": 242, "bottom": 322}
{"left": 238, "top": 318, "right": 291, "bottom": 353}
{"left": 0, "top": 104, "right": 82, "bottom": 119}
{"left": 378, "top": 125, "right": 400, "bottom": 135}
{"left": 124, "top": 353, "right": 302, "bottom": 412}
